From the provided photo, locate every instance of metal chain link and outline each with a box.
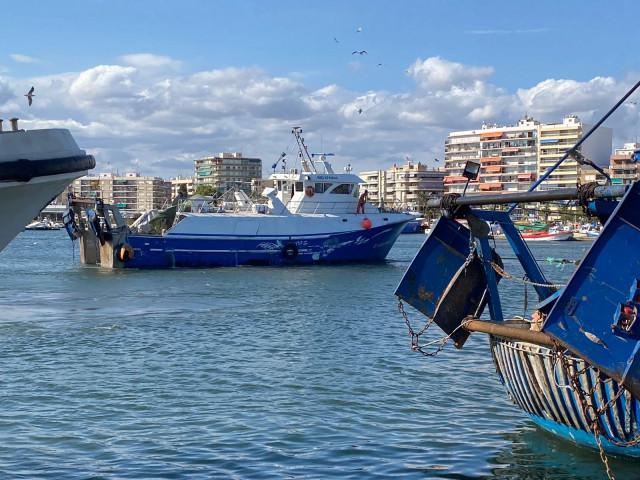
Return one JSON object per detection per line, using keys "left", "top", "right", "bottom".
{"left": 489, "top": 260, "right": 567, "bottom": 289}
{"left": 398, "top": 299, "right": 452, "bottom": 356}
{"left": 551, "top": 342, "right": 640, "bottom": 480}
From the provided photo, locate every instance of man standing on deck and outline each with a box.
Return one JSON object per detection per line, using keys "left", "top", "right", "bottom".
{"left": 357, "top": 189, "right": 368, "bottom": 214}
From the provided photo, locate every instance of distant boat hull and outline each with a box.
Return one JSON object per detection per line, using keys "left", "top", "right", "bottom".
{"left": 521, "top": 231, "right": 573, "bottom": 241}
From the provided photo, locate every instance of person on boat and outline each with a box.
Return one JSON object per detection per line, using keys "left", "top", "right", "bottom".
{"left": 357, "top": 189, "right": 368, "bottom": 214}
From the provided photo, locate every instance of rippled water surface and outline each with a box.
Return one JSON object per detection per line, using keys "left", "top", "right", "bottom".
{"left": 0, "top": 230, "right": 637, "bottom": 479}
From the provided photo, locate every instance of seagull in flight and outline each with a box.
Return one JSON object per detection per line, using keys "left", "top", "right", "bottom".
{"left": 629, "top": 101, "right": 637, "bottom": 105}
{"left": 24, "top": 86, "right": 35, "bottom": 106}
{"left": 357, "top": 108, "right": 363, "bottom": 114}
{"left": 334, "top": 37, "right": 339, "bottom": 44}
{"left": 355, "top": 27, "right": 362, "bottom": 33}
{"left": 352, "top": 50, "right": 367, "bottom": 55}
{"left": 434, "top": 158, "right": 440, "bottom": 163}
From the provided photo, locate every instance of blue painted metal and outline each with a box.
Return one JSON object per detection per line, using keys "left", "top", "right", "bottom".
{"left": 395, "top": 215, "right": 501, "bottom": 347}
{"left": 542, "top": 180, "right": 640, "bottom": 399}
{"left": 396, "top": 177, "right": 640, "bottom": 456}
{"left": 491, "top": 335, "right": 640, "bottom": 458}
{"left": 122, "top": 222, "right": 405, "bottom": 268}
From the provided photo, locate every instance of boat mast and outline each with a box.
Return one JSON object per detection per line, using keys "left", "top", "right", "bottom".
{"left": 292, "top": 127, "right": 316, "bottom": 173}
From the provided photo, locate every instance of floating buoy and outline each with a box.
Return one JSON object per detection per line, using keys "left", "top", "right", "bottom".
{"left": 362, "top": 218, "right": 372, "bottom": 229}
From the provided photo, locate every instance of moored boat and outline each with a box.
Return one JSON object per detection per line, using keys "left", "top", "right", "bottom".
{"left": 66, "top": 127, "right": 413, "bottom": 268}
{"left": 0, "top": 118, "right": 95, "bottom": 252}
{"left": 24, "top": 218, "right": 62, "bottom": 230}
{"left": 394, "top": 80, "right": 640, "bottom": 476}
{"left": 520, "top": 229, "right": 573, "bottom": 241}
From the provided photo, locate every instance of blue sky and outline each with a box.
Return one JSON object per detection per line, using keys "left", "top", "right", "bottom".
{"left": 2, "top": 0, "right": 640, "bottom": 179}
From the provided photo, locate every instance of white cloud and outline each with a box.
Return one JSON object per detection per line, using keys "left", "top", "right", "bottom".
{"left": 5, "top": 54, "right": 638, "bottom": 179}
{"left": 120, "top": 53, "right": 181, "bottom": 70}
{"left": 407, "top": 56, "right": 495, "bottom": 91}
{"left": 10, "top": 54, "right": 40, "bottom": 64}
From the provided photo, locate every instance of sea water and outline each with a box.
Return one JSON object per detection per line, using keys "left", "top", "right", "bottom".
{"left": 0, "top": 230, "right": 637, "bottom": 479}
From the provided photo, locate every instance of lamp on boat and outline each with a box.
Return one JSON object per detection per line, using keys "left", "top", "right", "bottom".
{"left": 461, "top": 160, "right": 480, "bottom": 197}
{"left": 462, "top": 161, "right": 480, "bottom": 180}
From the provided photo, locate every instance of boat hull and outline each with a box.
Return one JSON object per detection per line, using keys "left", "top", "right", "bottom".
{"left": 0, "top": 128, "right": 94, "bottom": 252}
{"left": 111, "top": 220, "right": 407, "bottom": 268}
{"left": 521, "top": 231, "right": 573, "bottom": 241}
{"left": 490, "top": 334, "right": 640, "bottom": 458}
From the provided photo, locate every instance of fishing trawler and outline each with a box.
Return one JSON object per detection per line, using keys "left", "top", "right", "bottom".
{"left": 395, "top": 80, "right": 640, "bottom": 473}
{"left": 0, "top": 118, "right": 95, "bottom": 252}
{"left": 65, "top": 127, "right": 413, "bottom": 268}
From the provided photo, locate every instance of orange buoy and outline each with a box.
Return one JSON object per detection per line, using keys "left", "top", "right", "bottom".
{"left": 362, "top": 218, "right": 372, "bottom": 229}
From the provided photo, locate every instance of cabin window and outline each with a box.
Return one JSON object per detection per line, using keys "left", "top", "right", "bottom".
{"left": 295, "top": 182, "right": 303, "bottom": 192}
{"left": 330, "top": 183, "right": 353, "bottom": 194}
{"left": 314, "top": 183, "right": 333, "bottom": 194}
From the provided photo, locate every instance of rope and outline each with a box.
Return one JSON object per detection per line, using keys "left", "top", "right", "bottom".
{"left": 488, "top": 260, "right": 566, "bottom": 289}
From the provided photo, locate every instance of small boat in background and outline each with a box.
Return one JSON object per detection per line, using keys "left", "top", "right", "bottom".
{"left": 24, "top": 218, "right": 61, "bottom": 230}
{"left": 520, "top": 228, "right": 573, "bottom": 241}
{"left": 0, "top": 118, "right": 95, "bottom": 252}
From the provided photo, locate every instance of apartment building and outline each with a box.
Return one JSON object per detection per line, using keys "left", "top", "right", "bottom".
{"left": 169, "top": 176, "right": 196, "bottom": 199}
{"left": 359, "top": 161, "right": 445, "bottom": 208}
{"left": 444, "top": 116, "right": 539, "bottom": 195}
{"left": 537, "top": 115, "right": 612, "bottom": 190}
{"left": 444, "top": 115, "right": 612, "bottom": 195}
{"left": 609, "top": 142, "right": 640, "bottom": 185}
{"left": 194, "top": 152, "right": 262, "bottom": 193}
{"left": 70, "top": 172, "right": 169, "bottom": 213}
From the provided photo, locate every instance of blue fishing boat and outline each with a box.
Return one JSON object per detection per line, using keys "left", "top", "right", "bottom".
{"left": 395, "top": 81, "right": 640, "bottom": 473}
{"left": 65, "top": 127, "right": 412, "bottom": 268}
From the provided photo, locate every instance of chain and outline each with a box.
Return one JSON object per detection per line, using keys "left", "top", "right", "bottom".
{"left": 551, "top": 342, "right": 640, "bottom": 480}
{"left": 488, "top": 260, "right": 567, "bottom": 289}
{"left": 398, "top": 299, "right": 452, "bottom": 356}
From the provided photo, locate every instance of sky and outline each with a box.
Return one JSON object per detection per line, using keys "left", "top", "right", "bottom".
{"left": 2, "top": 0, "right": 640, "bottom": 180}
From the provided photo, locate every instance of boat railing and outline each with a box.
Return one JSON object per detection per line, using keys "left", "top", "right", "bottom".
{"left": 286, "top": 200, "right": 378, "bottom": 215}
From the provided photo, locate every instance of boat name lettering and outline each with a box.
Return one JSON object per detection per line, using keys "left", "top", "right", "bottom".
{"left": 313, "top": 176, "right": 340, "bottom": 181}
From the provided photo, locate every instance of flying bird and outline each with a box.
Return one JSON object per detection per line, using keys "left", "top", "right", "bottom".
{"left": 629, "top": 101, "right": 637, "bottom": 105}
{"left": 352, "top": 50, "right": 367, "bottom": 55}
{"left": 24, "top": 86, "right": 35, "bottom": 106}
{"left": 334, "top": 37, "right": 339, "bottom": 44}
{"left": 355, "top": 27, "right": 362, "bottom": 33}
{"left": 377, "top": 63, "right": 383, "bottom": 67}
{"left": 358, "top": 108, "right": 363, "bottom": 114}
{"left": 434, "top": 158, "right": 440, "bottom": 162}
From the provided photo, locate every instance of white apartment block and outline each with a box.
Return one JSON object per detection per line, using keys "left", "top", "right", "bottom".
{"left": 194, "top": 152, "right": 262, "bottom": 193}
{"left": 444, "top": 116, "right": 539, "bottom": 195}
{"left": 537, "top": 115, "right": 612, "bottom": 190}
{"left": 609, "top": 142, "right": 640, "bottom": 186}
{"left": 444, "top": 115, "right": 612, "bottom": 194}
{"left": 169, "top": 176, "right": 196, "bottom": 198}
{"left": 359, "top": 161, "right": 445, "bottom": 209}
{"left": 71, "top": 172, "right": 169, "bottom": 213}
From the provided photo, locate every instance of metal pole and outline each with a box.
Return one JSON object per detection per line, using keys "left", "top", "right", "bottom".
{"left": 426, "top": 184, "right": 627, "bottom": 208}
